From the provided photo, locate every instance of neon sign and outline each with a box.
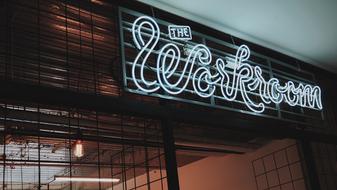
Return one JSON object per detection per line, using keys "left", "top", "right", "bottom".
{"left": 168, "top": 25, "right": 192, "bottom": 40}
{"left": 130, "top": 16, "right": 323, "bottom": 113}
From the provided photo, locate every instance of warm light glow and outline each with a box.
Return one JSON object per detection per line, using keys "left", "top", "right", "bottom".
{"left": 91, "top": 0, "right": 104, "bottom": 5}
{"left": 66, "top": 4, "right": 110, "bottom": 24}
{"left": 54, "top": 176, "right": 120, "bottom": 183}
{"left": 53, "top": 24, "right": 105, "bottom": 41}
{"left": 55, "top": 16, "right": 80, "bottom": 25}
{"left": 74, "top": 140, "right": 84, "bottom": 158}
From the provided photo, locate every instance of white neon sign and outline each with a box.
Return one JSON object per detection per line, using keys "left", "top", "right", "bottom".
{"left": 168, "top": 25, "right": 192, "bottom": 40}
{"left": 130, "top": 16, "right": 323, "bottom": 113}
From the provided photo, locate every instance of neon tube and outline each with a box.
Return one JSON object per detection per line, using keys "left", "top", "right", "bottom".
{"left": 130, "top": 16, "right": 323, "bottom": 113}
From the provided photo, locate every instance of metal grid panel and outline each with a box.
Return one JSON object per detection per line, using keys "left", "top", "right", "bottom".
{"left": 252, "top": 143, "right": 307, "bottom": 190}
{"left": 0, "top": 101, "right": 167, "bottom": 190}
{"left": 119, "top": 8, "right": 324, "bottom": 126}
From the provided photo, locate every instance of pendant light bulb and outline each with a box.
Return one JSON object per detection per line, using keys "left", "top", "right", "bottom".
{"left": 74, "top": 140, "right": 84, "bottom": 158}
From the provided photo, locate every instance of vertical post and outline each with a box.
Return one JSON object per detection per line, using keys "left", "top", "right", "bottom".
{"left": 68, "top": 108, "right": 73, "bottom": 190}
{"left": 2, "top": 105, "right": 6, "bottom": 190}
{"left": 4, "top": 0, "right": 9, "bottom": 79}
{"left": 38, "top": 107, "right": 41, "bottom": 190}
{"left": 162, "top": 119, "right": 180, "bottom": 190}
{"left": 299, "top": 140, "right": 321, "bottom": 190}
{"left": 96, "top": 113, "right": 102, "bottom": 190}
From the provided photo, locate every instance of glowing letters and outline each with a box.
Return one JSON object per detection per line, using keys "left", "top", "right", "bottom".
{"left": 130, "top": 16, "right": 323, "bottom": 113}
{"left": 168, "top": 25, "right": 192, "bottom": 40}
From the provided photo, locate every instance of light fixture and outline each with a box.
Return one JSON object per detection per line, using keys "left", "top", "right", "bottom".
{"left": 74, "top": 140, "right": 84, "bottom": 158}
{"left": 54, "top": 176, "right": 120, "bottom": 183}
